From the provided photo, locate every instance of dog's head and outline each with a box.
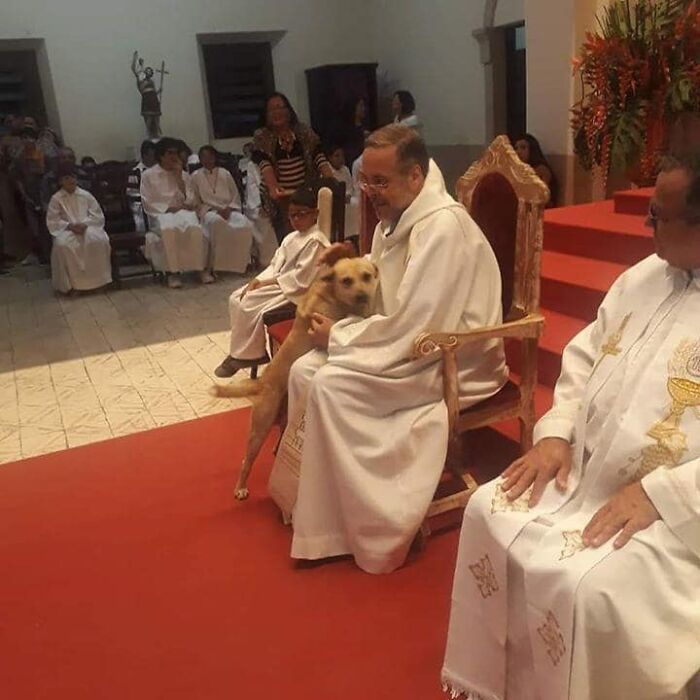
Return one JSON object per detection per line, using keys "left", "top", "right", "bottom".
{"left": 321, "top": 257, "right": 379, "bottom": 317}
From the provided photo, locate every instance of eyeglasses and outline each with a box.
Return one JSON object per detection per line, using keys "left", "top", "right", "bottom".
{"left": 357, "top": 174, "right": 390, "bottom": 193}
{"left": 288, "top": 209, "right": 315, "bottom": 220}
{"left": 646, "top": 205, "right": 700, "bottom": 230}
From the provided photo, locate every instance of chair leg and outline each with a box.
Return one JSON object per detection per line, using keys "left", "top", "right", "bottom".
{"left": 250, "top": 364, "right": 258, "bottom": 380}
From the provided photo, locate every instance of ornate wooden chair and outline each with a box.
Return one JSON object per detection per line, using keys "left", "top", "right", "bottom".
{"left": 359, "top": 190, "right": 379, "bottom": 255}
{"left": 413, "top": 135, "right": 550, "bottom": 523}
{"left": 92, "top": 160, "right": 157, "bottom": 285}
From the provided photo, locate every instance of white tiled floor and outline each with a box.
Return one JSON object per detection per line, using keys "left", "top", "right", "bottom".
{"left": 0, "top": 265, "right": 252, "bottom": 464}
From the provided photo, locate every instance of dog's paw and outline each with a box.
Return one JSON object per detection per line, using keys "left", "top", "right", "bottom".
{"left": 209, "top": 384, "right": 223, "bottom": 397}
{"left": 234, "top": 487, "right": 250, "bottom": 501}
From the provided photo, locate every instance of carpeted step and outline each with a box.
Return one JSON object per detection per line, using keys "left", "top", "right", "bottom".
{"left": 506, "top": 309, "right": 586, "bottom": 389}
{"left": 613, "top": 187, "right": 653, "bottom": 215}
{"left": 544, "top": 201, "right": 654, "bottom": 265}
{"left": 540, "top": 250, "right": 627, "bottom": 321}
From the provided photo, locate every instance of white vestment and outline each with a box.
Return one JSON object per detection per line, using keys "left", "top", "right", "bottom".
{"left": 269, "top": 160, "right": 508, "bottom": 574}
{"left": 140, "top": 164, "right": 209, "bottom": 273}
{"left": 192, "top": 166, "right": 253, "bottom": 274}
{"left": 227, "top": 225, "right": 329, "bottom": 360}
{"left": 46, "top": 187, "right": 112, "bottom": 293}
{"left": 443, "top": 255, "right": 700, "bottom": 700}
{"left": 244, "top": 161, "right": 278, "bottom": 267}
{"left": 331, "top": 164, "right": 359, "bottom": 238}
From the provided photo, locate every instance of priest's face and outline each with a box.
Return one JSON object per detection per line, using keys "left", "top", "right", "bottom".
{"left": 360, "top": 145, "right": 425, "bottom": 223}
{"left": 650, "top": 168, "right": 700, "bottom": 271}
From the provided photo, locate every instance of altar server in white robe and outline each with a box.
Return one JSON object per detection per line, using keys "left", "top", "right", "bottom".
{"left": 46, "top": 166, "right": 111, "bottom": 293}
{"left": 244, "top": 159, "right": 278, "bottom": 267}
{"left": 328, "top": 144, "right": 359, "bottom": 238}
{"left": 442, "top": 155, "right": 700, "bottom": 700}
{"left": 140, "top": 137, "right": 213, "bottom": 289}
{"left": 192, "top": 145, "right": 254, "bottom": 274}
{"left": 269, "top": 125, "right": 508, "bottom": 574}
{"left": 214, "top": 186, "right": 329, "bottom": 378}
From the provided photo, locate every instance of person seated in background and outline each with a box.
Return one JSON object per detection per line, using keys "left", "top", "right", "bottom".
{"left": 513, "top": 133, "right": 559, "bottom": 206}
{"left": 244, "top": 154, "right": 279, "bottom": 268}
{"left": 392, "top": 90, "right": 423, "bottom": 136}
{"left": 37, "top": 126, "right": 62, "bottom": 161}
{"left": 77, "top": 156, "right": 97, "bottom": 191}
{"left": 326, "top": 144, "right": 359, "bottom": 238}
{"left": 140, "top": 136, "right": 213, "bottom": 289}
{"left": 268, "top": 125, "right": 506, "bottom": 574}
{"left": 214, "top": 185, "right": 329, "bottom": 378}
{"left": 176, "top": 139, "right": 200, "bottom": 174}
{"left": 9, "top": 126, "right": 48, "bottom": 265}
{"left": 46, "top": 164, "right": 112, "bottom": 294}
{"left": 127, "top": 140, "right": 157, "bottom": 232}
{"left": 40, "top": 147, "right": 78, "bottom": 210}
{"left": 192, "top": 145, "right": 254, "bottom": 276}
{"left": 442, "top": 154, "right": 700, "bottom": 700}
{"left": 332, "top": 97, "right": 369, "bottom": 168}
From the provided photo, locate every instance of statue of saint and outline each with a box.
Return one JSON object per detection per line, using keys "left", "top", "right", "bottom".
{"left": 131, "top": 51, "right": 165, "bottom": 139}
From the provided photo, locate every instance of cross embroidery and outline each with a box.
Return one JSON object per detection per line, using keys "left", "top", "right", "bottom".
{"left": 468, "top": 555, "right": 499, "bottom": 599}
{"left": 491, "top": 482, "right": 532, "bottom": 514}
{"left": 593, "top": 313, "right": 632, "bottom": 371}
{"left": 537, "top": 611, "right": 566, "bottom": 666}
{"left": 559, "top": 530, "right": 586, "bottom": 560}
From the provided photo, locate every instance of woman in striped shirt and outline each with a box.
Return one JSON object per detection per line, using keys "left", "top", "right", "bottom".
{"left": 252, "top": 92, "right": 333, "bottom": 240}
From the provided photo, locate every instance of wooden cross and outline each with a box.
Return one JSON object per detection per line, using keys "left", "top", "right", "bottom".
{"left": 156, "top": 61, "right": 169, "bottom": 94}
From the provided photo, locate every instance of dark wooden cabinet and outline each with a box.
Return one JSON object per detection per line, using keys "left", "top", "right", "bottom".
{"left": 305, "top": 63, "right": 378, "bottom": 148}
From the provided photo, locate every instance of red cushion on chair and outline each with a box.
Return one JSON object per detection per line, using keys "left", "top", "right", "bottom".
{"left": 470, "top": 172, "right": 518, "bottom": 317}
{"left": 268, "top": 320, "right": 294, "bottom": 346}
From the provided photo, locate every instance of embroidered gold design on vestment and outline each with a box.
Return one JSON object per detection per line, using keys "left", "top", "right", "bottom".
{"left": 559, "top": 530, "right": 586, "bottom": 560}
{"left": 628, "top": 338, "right": 700, "bottom": 482}
{"left": 468, "top": 555, "right": 499, "bottom": 599}
{"left": 537, "top": 611, "right": 566, "bottom": 666}
{"left": 490, "top": 482, "right": 532, "bottom": 514}
{"left": 593, "top": 313, "right": 632, "bottom": 371}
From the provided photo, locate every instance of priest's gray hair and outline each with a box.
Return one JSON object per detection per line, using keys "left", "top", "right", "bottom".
{"left": 661, "top": 152, "right": 700, "bottom": 224}
{"left": 365, "top": 124, "right": 429, "bottom": 176}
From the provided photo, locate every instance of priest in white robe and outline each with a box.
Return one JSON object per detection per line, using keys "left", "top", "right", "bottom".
{"left": 244, "top": 159, "right": 279, "bottom": 268}
{"left": 268, "top": 125, "right": 508, "bottom": 574}
{"left": 442, "top": 156, "right": 700, "bottom": 700}
{"left": 46, "top": 166, "right": 111, "bottom": 293}
{"left": 214, "top": 186, "right": 329, "bottom": 378}
{"left": 192, "top": 145, "right": 254, "bottom": 274}
{"left": 140, "top": 137, "right": 213, "bottom": 289}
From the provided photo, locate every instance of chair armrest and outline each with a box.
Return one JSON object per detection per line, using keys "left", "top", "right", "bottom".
{"left": 262, "top": 302, "right": 297, "bottom": 326}
{"left": 413, "top": 313, "right": 544, "bottom": 359}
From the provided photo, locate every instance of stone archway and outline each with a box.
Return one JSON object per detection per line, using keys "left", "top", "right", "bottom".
{"left": 472, "top": 0, "right": 501, "bottom": 142}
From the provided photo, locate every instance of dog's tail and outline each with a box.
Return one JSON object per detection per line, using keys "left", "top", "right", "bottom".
{"left": 210, "top": 379, "right": 263, "bottom": 399}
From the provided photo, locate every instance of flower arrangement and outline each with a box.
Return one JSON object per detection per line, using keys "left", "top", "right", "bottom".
{"left": 571, "top": 0, "right": 700, "bottom": 184}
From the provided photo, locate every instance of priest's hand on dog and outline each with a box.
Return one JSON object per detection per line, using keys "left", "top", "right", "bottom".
{"left": 308, "top": 312, "right": 334, "bottom": 349}
{"left": 501, "top": 437, "right": 572, "bottom": 507}
{"left": 582, "top": 482, "right": 660, "bottom": 550}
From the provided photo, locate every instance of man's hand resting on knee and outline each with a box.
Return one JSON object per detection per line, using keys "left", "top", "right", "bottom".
{"left": 501, "top": 437, "right": 572, "bottom": 507}
{"left": 582, "top": 482, "right": 660, "bottom": 550}
{"left": 308, "top": 312, "right": 334, "bottom": 349}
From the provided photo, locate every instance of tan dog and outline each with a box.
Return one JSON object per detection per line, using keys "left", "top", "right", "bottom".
{"left": 212, "top": 256, "right": 379, "bottom": 500}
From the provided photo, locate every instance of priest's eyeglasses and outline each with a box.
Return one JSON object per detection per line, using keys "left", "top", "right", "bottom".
{"left": 357, "top": 174, "right": 390, "bottom": 193}
{"left": 646, "top": 204, "right": 700, "bottom": 229}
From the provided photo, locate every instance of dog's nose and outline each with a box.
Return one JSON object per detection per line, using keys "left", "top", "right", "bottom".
{"left": 355, "top": 293, "right": 369, "bottom": 305}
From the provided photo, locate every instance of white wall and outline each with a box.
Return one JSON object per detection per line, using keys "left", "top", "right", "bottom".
{"left": 0, "top": 0, "right": 374, "bottom": 160}
{"left": 368, "top": 0, "right": 525, "bottom": 147}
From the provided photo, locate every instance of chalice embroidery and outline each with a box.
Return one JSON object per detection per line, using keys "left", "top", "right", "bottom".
{"left": 630, "top": 339, "right": 700, "bottom": 481}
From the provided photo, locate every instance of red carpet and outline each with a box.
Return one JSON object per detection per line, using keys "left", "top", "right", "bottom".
{"left": 0, "top": 408, "right": 454, "bottom": 700}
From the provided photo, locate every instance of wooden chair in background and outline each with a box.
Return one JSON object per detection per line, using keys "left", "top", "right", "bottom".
{"left": 413, "top": 135, "right": 550, "bottom": 524}
{"left": 92, "top": 160, "right": 157, "bottom": 286}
